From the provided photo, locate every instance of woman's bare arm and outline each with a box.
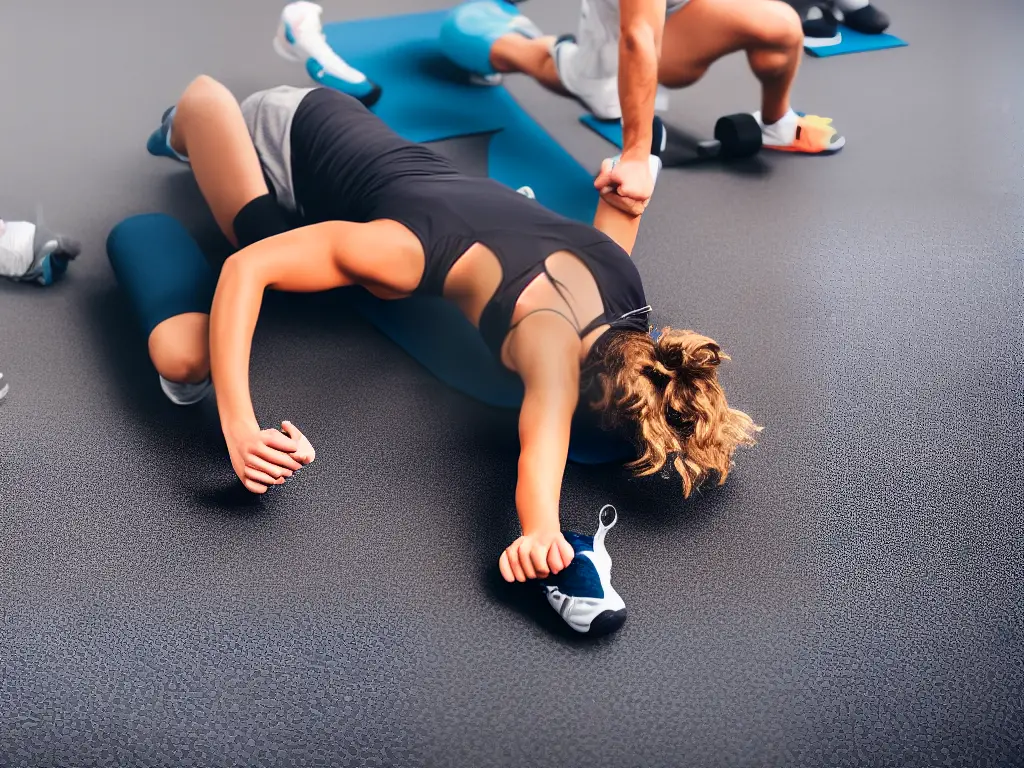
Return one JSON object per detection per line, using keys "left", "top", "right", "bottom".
{"left": 592, "top": 154, "right": 662, "bottom": 255}
{"left": 498, "top": 314, "right": 580, "bottom": 581}
{"left": 593, "top": 192, "right": 644, "bottom": 255}
{"left": 210, "top": 221, "right": 355, "bottom": 434}
{"left": 209, "top": 218, "right": 423, "bottom": 492}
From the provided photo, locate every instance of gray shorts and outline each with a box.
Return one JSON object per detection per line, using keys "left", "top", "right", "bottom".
{"left": 239, "top": 85, "right": 315, "bottom": 214}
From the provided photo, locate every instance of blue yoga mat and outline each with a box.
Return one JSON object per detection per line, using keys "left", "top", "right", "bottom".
{"left": 579, "top": 114, "right": 624, "bottom": 149}
{"left": 804, "top": 25, "right": 907, "bottom": 57}
{"left": 322, "top": 10, "right": 598, "bottom": 223}
{"left": 315, "top": 11, "right": 634, "bottom": 464}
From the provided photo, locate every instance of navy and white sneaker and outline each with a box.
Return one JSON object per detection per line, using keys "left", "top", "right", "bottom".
{"left": 541, "top": 504, "right": 627, "bottom": 636}
{"left": 835, "top": 0, "right": 891, "bottom": 34}
{"left": 0, "top": 218, "right": 80, "bottom": 287}
{"left": 797, "top": 2, "right": 842, "bottom": 47}
{"left": 274, "top": 2, "right": 382, "bottom": 107}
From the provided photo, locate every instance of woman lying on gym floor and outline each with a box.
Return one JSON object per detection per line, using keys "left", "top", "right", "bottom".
{"left": 140, "top": 75, "right": 759, "bottom": 585}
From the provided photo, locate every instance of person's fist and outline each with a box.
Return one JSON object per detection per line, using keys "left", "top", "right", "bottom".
{"left": 594, "top": 156, "right": 654, "bottom": 216}
{"left": 499, "top": 530, "right": 576, "bottom": 582}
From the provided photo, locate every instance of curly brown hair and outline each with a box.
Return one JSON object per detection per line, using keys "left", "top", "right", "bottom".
{"left": 589, "top": 327, "right": 761, "bottom": 497}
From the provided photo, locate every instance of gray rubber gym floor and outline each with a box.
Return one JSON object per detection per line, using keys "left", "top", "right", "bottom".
{"left": 2, "top": 0, "right": 1022, "bottom": 765}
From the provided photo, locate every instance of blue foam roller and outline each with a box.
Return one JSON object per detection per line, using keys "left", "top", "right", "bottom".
{"left": 347, "top": 290, "right": 525, "bottom": 410}
{"left": 106, "top": 213, "right": 216, "bottom": 337}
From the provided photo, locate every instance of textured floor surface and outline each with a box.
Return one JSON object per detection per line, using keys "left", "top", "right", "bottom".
{"left": 1, "top": 0, "right": 1022, "bottom": 766}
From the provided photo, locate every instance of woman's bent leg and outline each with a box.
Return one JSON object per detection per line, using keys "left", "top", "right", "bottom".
{"left": 168, "top": 76, "right": 272, "bottom": 246}
{"left": 149, "top": 313, "right": 210, "bottom": 387}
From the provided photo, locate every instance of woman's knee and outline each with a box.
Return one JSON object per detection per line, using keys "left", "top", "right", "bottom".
{"left": 177, "top": 75, "right": 236, "bottom": 121}
{"left": 752, "top": 1, "right": 803, "bottom": 51}
{"left": 148, "top": 313, "right": 210, "bottom": 383}
{"left": 183, "top": 74, "right": 228, "bottom": 100}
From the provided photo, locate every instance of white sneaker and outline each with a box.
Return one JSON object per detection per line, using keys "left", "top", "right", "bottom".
{"left": 540, "top": 505, "right": 627, "bottom": 636}
{"left": 273, "top": 2, "right": 382, "bottom": 106}
{"left": 0, "top": 218, "right": 80, "bottom": 286}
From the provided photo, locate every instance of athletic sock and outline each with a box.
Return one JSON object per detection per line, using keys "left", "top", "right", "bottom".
{"left": 0, "top": 220, "right": 36, "bottom": 278}
{"left": 232, "top": 195, "right": 296, "bottom": 249}
{"left": 754, "top": 108, "right": 799, "bottom": 147}
{"left": 159, "top": 375, "right": 213, "bottom": 406}
{"left": 147, "top": 106, "right": 189, "bottom": 163}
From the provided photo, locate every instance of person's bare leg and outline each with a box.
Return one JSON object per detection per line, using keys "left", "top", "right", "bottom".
{"left": 658, "top": 0, "right": 803, "bottom": 124}
{"left": 149, "top": 313, "right": 210, "bottom": 385}
{"left": 168, "top": 75, "right": 270, "bottom": 246}
{"left": 489, "top": 34, "right": 571, "bottom": 96}
{"left": 745, "top": 2, "right": 803, "bottom": 124}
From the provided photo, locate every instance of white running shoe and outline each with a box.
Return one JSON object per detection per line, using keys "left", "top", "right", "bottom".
{"left": 0, "top": 218, "right": 80, "bottom": 286}
{"left": 274, "top": 2, "right": 382, "bottom": 106}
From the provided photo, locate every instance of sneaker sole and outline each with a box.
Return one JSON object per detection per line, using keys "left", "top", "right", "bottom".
{"left": 763, "top": 134, "right": 846, "bottom": 154}
{"left": 804, "top": 32, "right": 843, "bottom": 46}
{"left": 587, "top": 608, "right": 627, "bottom": 637}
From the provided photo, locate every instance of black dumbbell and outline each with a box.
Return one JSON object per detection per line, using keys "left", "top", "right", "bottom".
{"left": 694, "top": 113, "right": 763, "bottom": 160}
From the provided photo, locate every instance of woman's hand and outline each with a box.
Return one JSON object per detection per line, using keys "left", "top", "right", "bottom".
{"left": 499, "top": 529, "right": 577, "bottom": 582}
{"left": 224, "top": 420, "right": 305, "bottom": 494}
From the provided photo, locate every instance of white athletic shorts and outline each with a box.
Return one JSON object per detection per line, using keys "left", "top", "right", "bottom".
{"left": 555, "top": 0, "right": 691, "bottom": 120}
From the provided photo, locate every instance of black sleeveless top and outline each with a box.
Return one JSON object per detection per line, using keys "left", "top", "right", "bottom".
{"left": 289, "top": 87, "right": 652, "bottom": 358}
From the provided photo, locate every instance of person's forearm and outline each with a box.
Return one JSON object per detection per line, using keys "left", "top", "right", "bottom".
{"left": 594, "top": 196, "right": 642, "bottom": 254}
{"left": 619, "top": 0, "right": 664, "bottom": 160}
{"left": 209, "top": 254, "right": 267, "bottom": 435}
{"left": 515, "top": 393, "right": 575, "bottom": 535}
